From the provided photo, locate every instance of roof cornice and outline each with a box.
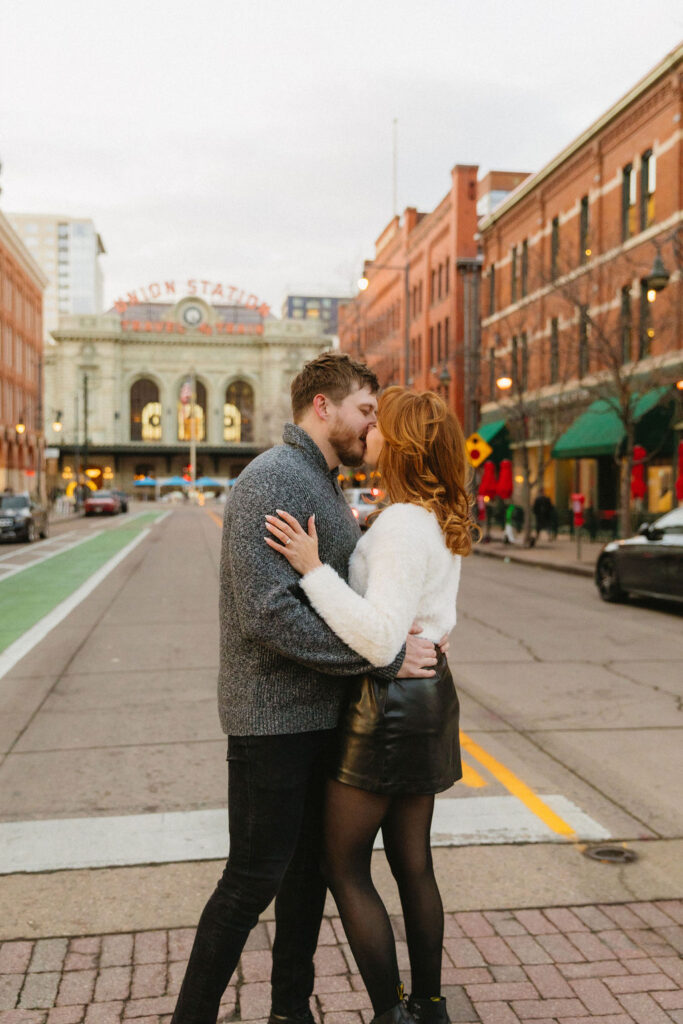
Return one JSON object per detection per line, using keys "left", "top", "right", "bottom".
{"left": 479, "top": 42, "right": 683, "bottom": 232}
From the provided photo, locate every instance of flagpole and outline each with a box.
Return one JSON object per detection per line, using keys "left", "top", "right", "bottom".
{"left": 189, "top": 366, "right": 197, "bottom": 488}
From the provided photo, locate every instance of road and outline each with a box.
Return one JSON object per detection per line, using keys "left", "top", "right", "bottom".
{"left": 0, "top": 503, "right": 681, "bottom": 939}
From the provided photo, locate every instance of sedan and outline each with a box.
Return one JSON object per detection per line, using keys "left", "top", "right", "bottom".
{"left": 0, "top": 492, "right": 49, "bottom": 543}
{"left": 595, "top": 506, "right": 683, "bottom": 604}
{"left": 111, "top": 489, "right": 129, "bottom": 512}
{"left": 344, "top": 488, "right": 385, "bottom": 530}
{"left": 84, "top": 490, "right": 122, "bottom": 516}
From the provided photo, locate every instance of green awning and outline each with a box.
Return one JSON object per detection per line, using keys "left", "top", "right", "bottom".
{"left": 478, "top": 419, "right": 506, "bottom": 443}
{"left": 552, "top": 387, "right": 671, "bottom": 459}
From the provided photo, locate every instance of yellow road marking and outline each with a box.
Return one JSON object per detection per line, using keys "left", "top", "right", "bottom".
{"left": 207, "top": 510, "right": 223, "bottom": 529}
{"left": 460, "top": 759, "right": 487, "bottom": 788}
{"left": 460, "top": 731, "right": 576, "bottom": 838}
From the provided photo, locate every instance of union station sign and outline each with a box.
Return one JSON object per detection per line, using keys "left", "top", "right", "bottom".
{"left": 114, "top": 278, "right": 271, "bottom": 317}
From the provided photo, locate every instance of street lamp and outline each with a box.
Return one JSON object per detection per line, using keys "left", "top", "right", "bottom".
{"left": 644, "top": 225, "right": 682, "bottom": 295}
{"left": 358, "top": 262, "right": 411, "bottom": 387}
{"left": 52, "top": 410, "right": 63, "bottom": 433}
{"left": 15, "top": 417, "right": 26, "bottom": 435}
{"left": 496, "top": 376, "right": 513, "bottom": 391}
{"left": 645, "top": 252, "right": 671, "bottom": 294}
{"left": 439, "top": 364, "right": 451, "bottom": 400}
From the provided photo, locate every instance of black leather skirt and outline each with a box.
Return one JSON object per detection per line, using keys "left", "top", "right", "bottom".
{"left": 332, "top": 651, "right": 462, "bottom": 795}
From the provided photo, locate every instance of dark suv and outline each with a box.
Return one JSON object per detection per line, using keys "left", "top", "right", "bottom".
{"left": 0, "top": 492, "right": 49, "bottom": 543}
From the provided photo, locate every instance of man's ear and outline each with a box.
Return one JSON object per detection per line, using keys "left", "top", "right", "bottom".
{"left": 312, "top": 393, "right": 329, "bottom": 421}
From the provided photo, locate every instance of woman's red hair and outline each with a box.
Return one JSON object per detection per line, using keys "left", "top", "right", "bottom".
{"left": 376, "top": 387, "right": 476, "bottom": 556}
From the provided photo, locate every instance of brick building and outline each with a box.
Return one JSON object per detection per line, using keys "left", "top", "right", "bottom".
{"left": 478, "top": 43, "right": 683, "bottom": 519}
{"left": 0, "top": 210, "right": 47, "bottom": 494}
{"left": 338, "top": 166, "right": 528, "bottom": 430}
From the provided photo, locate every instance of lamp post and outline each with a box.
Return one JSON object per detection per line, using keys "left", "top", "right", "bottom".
{"left": 458, "top": 256, "right": 483, "bottom": 437}
{"left": 439, "top": 364, "right": 452, "bottom": 401}
{"left": 644, "top": 226, "right": 682, "bottom": 509}
{"left": 359, "top": 261, "right": 410, "bottom": 386}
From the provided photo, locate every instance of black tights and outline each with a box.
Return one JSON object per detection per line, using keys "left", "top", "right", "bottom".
{"left": 324, "top": 780, "right": 444, "bottom": 1017}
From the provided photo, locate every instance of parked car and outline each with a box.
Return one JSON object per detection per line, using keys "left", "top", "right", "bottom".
{"left": 0, "top": 492, "right": 49, "bottom": 543}
{"left": 595, "top": 507, "right": 683, "bottom": 604}
{"left": 111, "top": 489, "right": 129, "bottom": 512}
{"left": 83, "top": 490, "right": 121, "bottom": 516}
{"left": 344, "top": 488, "right": 385, "bottom": 530}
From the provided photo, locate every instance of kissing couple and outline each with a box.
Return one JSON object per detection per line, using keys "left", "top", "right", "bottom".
{"left": 172, "top": 351, "right": 474, "bottom": 1024}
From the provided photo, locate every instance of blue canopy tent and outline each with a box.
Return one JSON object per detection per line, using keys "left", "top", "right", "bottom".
{"left": 160, "top": 475, "right": 189, "bottom": 488}
{"left": 133, "top": 476, "right": 156, "bottom": 487}
{"left": 195, "top": 476, "right": 224, "bottom": 488}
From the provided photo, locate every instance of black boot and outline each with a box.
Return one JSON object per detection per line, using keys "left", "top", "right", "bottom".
{"left": 371, "top": 1003, "right": 417, "bottom": 1024}
{"left": 407, "top": 997, "right": 450, "bottom": 1024}
{"left": 268, "top": 1011, "right": 315, "bottom": 1024}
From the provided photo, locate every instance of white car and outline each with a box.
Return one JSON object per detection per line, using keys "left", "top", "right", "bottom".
{"left": 344, "top": 488, "right": 385, "bottom": 530}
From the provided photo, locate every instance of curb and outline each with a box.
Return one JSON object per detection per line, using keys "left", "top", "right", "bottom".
{"left": 473, "top": 544, "right": 595, "bottom": 578}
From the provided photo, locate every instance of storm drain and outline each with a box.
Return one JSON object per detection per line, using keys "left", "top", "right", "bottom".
{"left": 582, "top": 844, "right": 638, "bottom": 864}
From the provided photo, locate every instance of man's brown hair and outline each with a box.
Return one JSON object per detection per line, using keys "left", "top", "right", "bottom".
{"left": 290, "top": 351, "right": 379, "bottom": 422}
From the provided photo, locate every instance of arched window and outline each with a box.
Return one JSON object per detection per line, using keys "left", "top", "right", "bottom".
{"left": 177, "top": 379, "right": 206, "bottom": 441}
{"left": 130, "top": 379, "right": 162, "bottom": 441}
{"left": 224, "top": 380, "right": 254, "bottom": 442}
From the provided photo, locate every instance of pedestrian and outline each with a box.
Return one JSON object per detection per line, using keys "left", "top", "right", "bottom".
{"left": 532, "top": 487, "right": 555, "bottom": 543}
{"left": 265, "top": 387, "right": 473, "bottom": 1024}
{"left": 171, "top": 353, "right": 442, "bottom": 1024}
{"left": 503, "top": 500, "right": 522, "bottom": 544}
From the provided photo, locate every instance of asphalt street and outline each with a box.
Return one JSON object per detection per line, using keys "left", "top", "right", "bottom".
{"left": 0, "top": 503, "right": 681, "bottom": 940}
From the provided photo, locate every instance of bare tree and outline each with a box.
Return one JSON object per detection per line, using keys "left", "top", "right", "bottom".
{"left": 542, "top": 230, "right": 681, "bottom": 537}
{"left": 491, "top": 302, "right": 581, "bottom": 546}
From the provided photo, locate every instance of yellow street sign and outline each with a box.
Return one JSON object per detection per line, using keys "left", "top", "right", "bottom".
{"left": 466, "top": 433, "right": 492, "bottom": 467}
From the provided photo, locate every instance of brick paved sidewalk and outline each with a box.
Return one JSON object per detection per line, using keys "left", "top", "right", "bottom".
{"left": 1, "top": 901, "right": 682, "bottom": 1024}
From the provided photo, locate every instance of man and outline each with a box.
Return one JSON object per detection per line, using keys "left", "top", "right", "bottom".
{"left": 172, "top": 352, "right": 441, "bottom": 1024}
{"left": 532, "top": 487, "right": 555, "bottom": 543}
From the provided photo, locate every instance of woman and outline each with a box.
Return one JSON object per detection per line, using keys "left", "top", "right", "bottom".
{"left": 265, "top": 387, "right": 474, "bottom": 1024}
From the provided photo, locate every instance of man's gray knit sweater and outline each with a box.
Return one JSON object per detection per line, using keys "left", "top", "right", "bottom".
{"left": 218, "top": 423, "right": 404, "bottom": 735}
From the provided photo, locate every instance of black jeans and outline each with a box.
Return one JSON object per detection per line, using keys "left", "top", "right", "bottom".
{"left": 171, "top": 729, "right": 335, "bottom": 1024}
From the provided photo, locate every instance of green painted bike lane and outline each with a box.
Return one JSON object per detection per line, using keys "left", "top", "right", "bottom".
{"left": 0, "top": 512, "right": 163, "bottom": 654}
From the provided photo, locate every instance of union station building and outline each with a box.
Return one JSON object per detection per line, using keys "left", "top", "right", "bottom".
{"left": 44, "top": 287, "right": 332, "bottom": 493}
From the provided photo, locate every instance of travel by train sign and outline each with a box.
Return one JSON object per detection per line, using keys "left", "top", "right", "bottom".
{"left": 114, "top": 279, "right": 271, "bottom": 317}
{"left": 119, "top": 318, "right": 264, "bottom": 336}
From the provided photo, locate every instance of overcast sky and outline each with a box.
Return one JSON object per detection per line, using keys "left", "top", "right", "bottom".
{"left": 1, "top": 0, "right": 681, "bottom": 314}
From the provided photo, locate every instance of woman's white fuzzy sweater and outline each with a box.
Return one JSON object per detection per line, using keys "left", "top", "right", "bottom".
{"left": 300, "top": 502, "right": 462, "bottom": 668}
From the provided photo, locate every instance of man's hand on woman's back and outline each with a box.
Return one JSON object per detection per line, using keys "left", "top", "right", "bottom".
{"left": 396, "top": 624, "right": 439, "bottom": 678}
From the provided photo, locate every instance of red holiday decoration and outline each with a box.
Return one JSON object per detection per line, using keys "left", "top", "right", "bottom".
{"left": 497, "top": 459, "right": 513, "bottom": 500}
{"left": 478, "top": 460, "right": 498, "bottom": 500}
{"left": 630, "top": 445, "right": 647, "bottom": 500}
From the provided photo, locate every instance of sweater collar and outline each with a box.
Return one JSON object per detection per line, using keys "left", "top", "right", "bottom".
{"left": 283, "top": 422, "right": 337, "bottom": 477}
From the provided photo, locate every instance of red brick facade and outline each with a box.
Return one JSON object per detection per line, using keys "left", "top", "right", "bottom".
{"left": 0, "top": 211, "right": 47, "bottom": 492}
{"left": 478, "top": 44, "right": 682, "bottom": 514}
{"left": 339, "top": 165, "right": 494, "bottom": 429}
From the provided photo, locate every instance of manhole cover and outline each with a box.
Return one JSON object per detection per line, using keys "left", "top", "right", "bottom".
{"left": 583, "top": 844, "right": 637, "bottom": 864}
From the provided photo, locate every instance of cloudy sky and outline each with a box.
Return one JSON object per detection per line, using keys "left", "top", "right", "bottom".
{"left": 1, "top": 0, "right": 681, "bottom": 313}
